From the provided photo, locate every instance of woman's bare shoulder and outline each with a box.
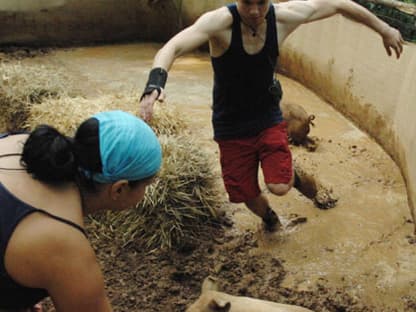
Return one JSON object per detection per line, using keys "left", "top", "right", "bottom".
{"left": 5, "top": 214, "right": 92, "bottom": 288}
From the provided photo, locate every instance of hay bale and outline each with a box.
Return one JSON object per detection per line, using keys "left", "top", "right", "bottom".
{"left": 26, "top": 96, "right": 128, "bottom": 134}
{"left": 26, "top": 94, "right": 220, "bottom": 250}
{"left": 1, "top": 60, "right": 219, "bottom": 250}
{"left": 147, "top": 103, "right": 188, "bottom": 137}
{"left": 92, "top": 134, "right": 221, "bottom": 250}
{"left": 0, "top": 61, "right": 75, "bottom": 131}
{"left": 134, "top": 134, "right": 221, "bottom": 249}
{"left": 26, "top": 93, "right": 187, "bottom": 136}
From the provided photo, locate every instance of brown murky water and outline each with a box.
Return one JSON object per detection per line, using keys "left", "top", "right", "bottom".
{"left": 19, "top": 43, "right": 416, "bottom": 310}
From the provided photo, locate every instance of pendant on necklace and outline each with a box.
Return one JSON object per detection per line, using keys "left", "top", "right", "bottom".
{"left": 243, "top": 21, "right": 257, "bottom": 37}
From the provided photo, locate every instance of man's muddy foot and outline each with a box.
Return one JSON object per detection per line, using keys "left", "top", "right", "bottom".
{"left": 294, "top": 166, "right": 338, "bottom": 209}
{"left": 313, "top": 187, "right": 338, "bottom": 209}
{"left": 262, "top": 208, "right": 281, "bottom": 232}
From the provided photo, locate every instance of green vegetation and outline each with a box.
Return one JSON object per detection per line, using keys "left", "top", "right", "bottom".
{"left": 400, "top": 0, "right": 416, "bottom": 4}
{"left": 354, "top": 0, "right": 416, "bottom": 42}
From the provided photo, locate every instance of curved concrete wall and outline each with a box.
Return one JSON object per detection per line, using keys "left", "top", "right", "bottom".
{"left": 0, "top": 0, "right": 180, "bottom": 45}
{"left": 180, "top": 0, "right": 228, "bottom": 25}
{"left": 278, "top": 15, "right": 416, "bottom": 224}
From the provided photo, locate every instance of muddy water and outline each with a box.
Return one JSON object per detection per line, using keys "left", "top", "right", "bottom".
{"left": 255, "top": 77, "right": 415, "bottom": 308}
{"left": 24, "top": 43, "right": 415, "bottom": 310}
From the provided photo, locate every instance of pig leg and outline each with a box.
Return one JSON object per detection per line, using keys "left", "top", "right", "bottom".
{"left": 304, "top": 136, "right": 319, "bottom": 152}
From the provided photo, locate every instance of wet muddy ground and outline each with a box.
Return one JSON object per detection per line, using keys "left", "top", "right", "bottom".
{"left": 2, "top": 43, "right": 415, "bottom": 311}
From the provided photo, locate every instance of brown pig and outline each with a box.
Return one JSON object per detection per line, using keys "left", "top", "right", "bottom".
{"left": 186, "top": 276, "right": 314, "bottom": 312}
{"left": 280, "top": 101, "right": 315, "bottom": 146}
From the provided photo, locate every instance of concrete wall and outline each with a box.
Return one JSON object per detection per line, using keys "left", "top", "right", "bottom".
{"left": 278, "top": 15, "right": 416, "bottom": 225}
{"left": 0, "top": 0, "right": 180, "bottom": 45}
{"left": 180, "top": 0, "right": 228, "bottom": 25}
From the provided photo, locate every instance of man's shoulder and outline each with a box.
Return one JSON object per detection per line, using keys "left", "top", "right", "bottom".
{"left": 203, "top": 6, "right": 232, "bottom": 22}
{"left": 273, "top": 1, "right": 289, "bottom": 15}
{"left": 198, "top": 6, "right": 233, "bottom": 32}
{"left": 272, "top": 2, "right": 286, "bottom": 22}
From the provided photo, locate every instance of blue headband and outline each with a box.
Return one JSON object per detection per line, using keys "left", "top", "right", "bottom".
{"left": 90, "top": 110, "right": 162, "bottom": 183}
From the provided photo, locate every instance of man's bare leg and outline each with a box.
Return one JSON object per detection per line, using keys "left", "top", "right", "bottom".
{"left": 267, "top": 169, "right": 318, "bottom": 200}
{"left": 245, "top": 194, "right": 281, "bottom": 232}
{"left": 293, "top": 169, "right": 318, "bottom": 199}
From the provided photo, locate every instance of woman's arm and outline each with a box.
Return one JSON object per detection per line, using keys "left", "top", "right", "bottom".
{"left": 6, "top": 220, "right": 112, "bottom": 312}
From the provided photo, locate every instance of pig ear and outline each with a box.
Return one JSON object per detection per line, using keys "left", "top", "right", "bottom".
{"left": 308, "top": 114, "right": 316, "bottom": 126}
{"left": 202, "top": 276, "right": 219, "bottom": 292}
{"left": 208, "top": 299, "right": 231, "bottom": 312}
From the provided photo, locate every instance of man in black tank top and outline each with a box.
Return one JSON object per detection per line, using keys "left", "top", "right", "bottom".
{"left": 139, "top": 0, "right": 404, "bottom": 231}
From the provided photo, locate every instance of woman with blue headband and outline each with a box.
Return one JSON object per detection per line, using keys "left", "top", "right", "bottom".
{"left": 0, "top": 110, "right": 162, "bottom": 311}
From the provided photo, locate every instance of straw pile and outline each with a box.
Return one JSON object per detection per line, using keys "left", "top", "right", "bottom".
{"left": 26, "top": 93, "right": 222, "bottom": 250}
{"left": 90, "top": 134, "right": 220, "bottom": 250}
{"left": 3, "top": 59, "right": 221, "bottom": 250}
{"left": 0, "top": 61, "right": 75, "bottom": 132}
{"left": 26, "top": 94, "right": 188, "bottom": 137}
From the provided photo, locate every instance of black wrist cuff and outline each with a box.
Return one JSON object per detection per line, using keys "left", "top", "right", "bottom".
{"left": 141, "top": 67, "right": 168, "bottom": 100}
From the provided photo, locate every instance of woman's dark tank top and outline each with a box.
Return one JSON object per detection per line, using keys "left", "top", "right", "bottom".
{"left": 211, "top": 3, "right": 283, "bottom": 140}
{"left": 0, "top": 133, "right": 87, "bottom": 309}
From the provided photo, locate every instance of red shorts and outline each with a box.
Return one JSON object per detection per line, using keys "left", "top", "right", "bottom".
{"left": 215, "top": 122, "right": 292, "bottom": 203}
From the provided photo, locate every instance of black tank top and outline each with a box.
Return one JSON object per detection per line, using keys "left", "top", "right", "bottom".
{"left": 211, "top": 3, "right": 283, "bottom": 140}
{"left": 0, "top": 133, "right": 87, "bottom": 309}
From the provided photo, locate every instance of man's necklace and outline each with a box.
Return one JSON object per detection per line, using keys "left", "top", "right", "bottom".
{"left": 244, "top": 23, "right": 258, "bottom": 37}
{"left": 240, "top": 18, "right": 266, "bottom": 40}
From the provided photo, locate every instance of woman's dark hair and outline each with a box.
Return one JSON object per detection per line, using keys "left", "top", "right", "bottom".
{"left": 73, "top": 118, "right": 102, "bottom": 173}
{"left": 21, "top": 125, "right": 77, "bottom": 183}
{"left": 21, "top": 117, "right": 149, "bottom": 189}
{"left": 21, "top": 118, "right": 102, "bottom": 186}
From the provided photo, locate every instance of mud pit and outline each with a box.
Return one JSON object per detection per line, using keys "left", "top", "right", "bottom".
{"left": 3, "top": 44, "right": 415, "bottom": 311}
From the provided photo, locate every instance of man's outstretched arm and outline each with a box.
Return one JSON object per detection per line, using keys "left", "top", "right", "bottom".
{"left": 277, "top": 0, "right": 404, "bottom": 58}
{"left": 139, "top": 8, "right": 230, "bottom": 121}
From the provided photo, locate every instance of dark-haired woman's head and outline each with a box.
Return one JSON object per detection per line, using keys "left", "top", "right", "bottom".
{"left": 21, "top": 125, "right": 77, "bottom": 183}
{"left": 21, "top": 110, "right": 162, "bottom": 210}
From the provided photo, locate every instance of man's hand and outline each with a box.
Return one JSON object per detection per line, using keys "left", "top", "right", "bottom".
{"left": 382, "top": 25, "right": 405, "bottom": 59}
{"left": 30, "top": 303, "right": 43, "bottom": 312}
{"left": 20, "top": 302, "right": 43, "bottom": 312}
{"left": 139, "top": 89, "right": 165, "bottom": 122}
